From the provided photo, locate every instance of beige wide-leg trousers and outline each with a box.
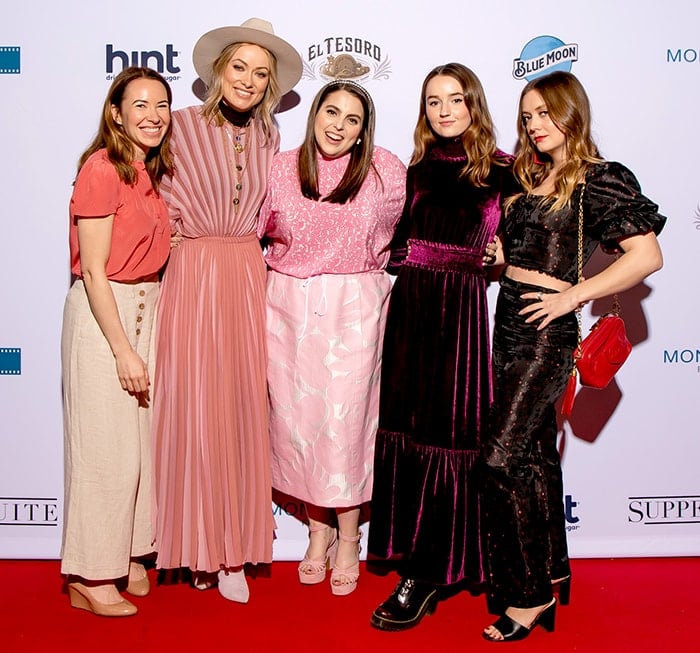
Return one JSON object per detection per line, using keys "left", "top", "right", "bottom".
{"left": 60, "top": 279, "right": 158, "bottom": 580}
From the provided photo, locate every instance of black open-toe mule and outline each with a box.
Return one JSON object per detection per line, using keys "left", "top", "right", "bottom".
{"left": 482, "top": 598, "right": 556, "bottom": 642}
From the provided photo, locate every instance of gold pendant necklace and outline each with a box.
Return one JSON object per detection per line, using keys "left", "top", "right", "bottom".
{"left": 232, "top": 122, "right": 247, "bottom": 153}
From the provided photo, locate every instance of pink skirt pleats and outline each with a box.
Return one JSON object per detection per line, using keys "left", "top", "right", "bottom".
{"left": 153, "top": 235, "right": 273, "bottom": 572}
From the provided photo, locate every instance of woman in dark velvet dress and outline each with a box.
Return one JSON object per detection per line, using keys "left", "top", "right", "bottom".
{"left": 480, "top": 71, "right": 665, "bottom": 642}
{"left": 367, "top": 63, "right": 512, "bottom": 631}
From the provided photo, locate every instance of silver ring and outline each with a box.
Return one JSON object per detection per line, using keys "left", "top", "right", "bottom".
{"left": 537, "top": 292, "right": 543, "bottom": 301}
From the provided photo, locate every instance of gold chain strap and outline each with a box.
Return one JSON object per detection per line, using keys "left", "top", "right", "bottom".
{"left": 575, "top": 183, "right": 621, "bottom": 352}
{"left": 575, "top": 185, "right": 585, "bottom": 348}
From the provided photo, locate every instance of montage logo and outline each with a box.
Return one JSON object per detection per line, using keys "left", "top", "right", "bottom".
{"left": 667, "top": 47, "right": 700, "bottom": 64}
{"left": 662, "top": 347, "right": 700, "bottom": 369}
{"left": 105, "top": 44, "right": 181, "bottom": 82}
{"left": 694, "top": 204, "right": 700, "bottom": 230}
{"left": 0, "top": 497, "right": 59, "bottom": 526}
{"left": 513, "top": 36, "right": 578, "bottom": 81}
{"left": 628, "top": 495, "right": 700, "bottom": 525}
{"left": 0, "top": 46, "right": 20, "bottom": 74}
{"left": 0, "top": 348, "right": 21, "bottom": 375}
{"left": 303, "top": 35, "right": 391, "bottom": 82}
{"left": 272, "top": 500, "right": 303, "bottom": 518}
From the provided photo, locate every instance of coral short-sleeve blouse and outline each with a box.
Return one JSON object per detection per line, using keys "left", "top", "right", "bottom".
{"left": 69, "top": 149, "right": 170, "bottom": 281}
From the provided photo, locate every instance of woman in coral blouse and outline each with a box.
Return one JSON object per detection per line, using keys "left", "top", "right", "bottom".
{"left": 61, "top": 66, "right": 173, "bottom": 617}
{"left": 258, "top": 79, "right": 406, "bottom": 596}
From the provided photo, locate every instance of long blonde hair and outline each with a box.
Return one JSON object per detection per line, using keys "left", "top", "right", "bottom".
{"left": 201, "top": 42, "right": 280, "bottom": 143}
{"left": 411, "top": 63, "right": 507, "bottom": 186}
{"left": 509, "top": 71, "right": 602, "bottom": 211}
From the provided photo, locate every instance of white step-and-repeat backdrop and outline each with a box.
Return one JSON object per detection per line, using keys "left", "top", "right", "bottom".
{"left": 1, "top": 0, "right": 698, "bottom": 561}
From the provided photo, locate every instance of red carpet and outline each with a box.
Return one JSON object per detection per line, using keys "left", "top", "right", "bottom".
{"left": 1, "top": 557, "right": 696, "bottom": 652}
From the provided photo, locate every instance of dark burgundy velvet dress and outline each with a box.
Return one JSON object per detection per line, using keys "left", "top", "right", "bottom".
{"left": 368, "top": 138, "right": 513, "bottom": 586}
{"left": 480, "top": 161, "right": 666, "bottom": 611}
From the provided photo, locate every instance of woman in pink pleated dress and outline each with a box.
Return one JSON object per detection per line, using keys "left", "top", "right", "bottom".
{"left": 152, "top": 18, "right": 302, "bottom": 602}
{"left": 258, "top": 80, "right": 406, "bottom": 596}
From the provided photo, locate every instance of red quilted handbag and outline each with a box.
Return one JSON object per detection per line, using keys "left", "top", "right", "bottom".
{"left": 574, "top": 313, "right": 631, "bottom": 388}
{"left": 561, "top": 312, "right": 631, "bottom": 417}
{"left": 560, "top": 185, "right": 632, "bottom": 417}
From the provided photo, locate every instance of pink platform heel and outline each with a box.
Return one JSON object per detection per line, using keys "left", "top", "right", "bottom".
{"left": 298, "top": 524, "right": 338, "bottom": 585}
{"left": 330, "top": 531, "right": 362, "bottom": 596}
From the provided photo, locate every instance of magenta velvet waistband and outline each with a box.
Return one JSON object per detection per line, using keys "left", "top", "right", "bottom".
{"left": 405, "top": 239, "right": 483, "bottom": 273}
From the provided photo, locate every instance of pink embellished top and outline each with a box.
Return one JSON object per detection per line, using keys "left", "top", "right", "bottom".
{"left": 258, "top": 146, "right": 407, "bottom": 278}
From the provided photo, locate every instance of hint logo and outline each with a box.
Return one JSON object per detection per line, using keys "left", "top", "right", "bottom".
{"left": 0, "top": 348, "right": 21, "bottom": 375}
{"left": 0, "top": 498, "right": 59, "bottom": 526}
{"left": 105, "top": 44, "right": 181, "bottom": 81}
{"left": 0, "top": 46, "right": 20, "bottom": 74}
{"left": 513, "top": 36, "right": 578, "bottom": 81}
{"left": 564, "top": 494, "right": 580, "bottom": 532}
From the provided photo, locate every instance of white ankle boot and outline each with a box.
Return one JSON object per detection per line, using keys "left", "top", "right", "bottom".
{"left": 217, "top": 568, "right": 249, "bottom": 603}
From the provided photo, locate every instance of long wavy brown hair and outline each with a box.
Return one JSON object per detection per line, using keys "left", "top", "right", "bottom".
{"left": 201, "top": 42, "right": 280, "bottom": 144}
{"left": 509, "top": 70, "right": 602, "bottom": 212}
{"left": 411, "top": 63, "right": 507, "bottom": 186}
{"left": 298, "top": 80, "right": 379, "bottom": 205}
{"left": 78, "top": 66, "right": 174, "bottom": 190}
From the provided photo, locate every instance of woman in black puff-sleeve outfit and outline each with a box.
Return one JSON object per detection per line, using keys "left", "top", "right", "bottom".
{"left": 480, "top": 71, "right": 665, "bottom": 642}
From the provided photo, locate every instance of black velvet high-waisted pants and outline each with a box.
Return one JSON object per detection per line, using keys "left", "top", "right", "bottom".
{"left": 480, "top": 274, "right": 577, "bottom": 610}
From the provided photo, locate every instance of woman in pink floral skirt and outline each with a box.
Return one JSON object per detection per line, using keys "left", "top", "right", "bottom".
{"left": 258, "top": 79, "right": 406, "bottom": 596}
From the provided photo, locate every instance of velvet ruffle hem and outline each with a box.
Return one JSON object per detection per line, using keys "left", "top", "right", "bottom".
{"left": 370, "top": 428, "right": 482, "bottom": 586}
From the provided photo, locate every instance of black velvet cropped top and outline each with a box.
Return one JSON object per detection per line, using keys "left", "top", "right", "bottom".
{"left": 502, "top": 161, "right": 666, "bottom": 284}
